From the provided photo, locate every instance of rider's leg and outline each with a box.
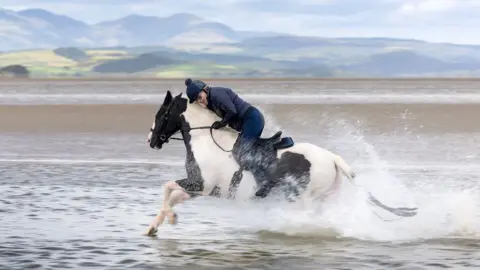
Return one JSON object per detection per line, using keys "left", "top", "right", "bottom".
{"left": 241, "top": 106, "right": 265, "bottom": 138}
{"left": 232, "top": 106, "right": 281, "bottom": 197}
{"left": 232, "top": 106, "right": 265, "bottom": 168}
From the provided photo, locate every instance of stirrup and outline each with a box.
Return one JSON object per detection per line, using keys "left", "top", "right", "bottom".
{"left": 257, "top": 131, "right": 282, "bottom": 143}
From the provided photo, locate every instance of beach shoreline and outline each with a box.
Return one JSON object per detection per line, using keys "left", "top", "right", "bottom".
{"left": 2, "top": 77, "right": 480, "bottom": 82}
{"left": 1, "top": 103, "right": 479, "bottom": 134}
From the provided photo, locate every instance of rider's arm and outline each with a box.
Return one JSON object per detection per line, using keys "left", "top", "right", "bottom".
{"left": 212, "top": 90, "right": 237, "bottom": 123}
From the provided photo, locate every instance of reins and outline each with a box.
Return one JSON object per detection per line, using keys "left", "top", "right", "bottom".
{"left": 153, "top": 124, "right": 234, "bottom": 152}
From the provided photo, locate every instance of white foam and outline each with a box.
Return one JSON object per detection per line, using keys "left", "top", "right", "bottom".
{"left": 217, "top": 118, "right": 480, "bottom": 242}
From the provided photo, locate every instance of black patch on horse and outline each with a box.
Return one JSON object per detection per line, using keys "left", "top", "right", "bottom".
{"left": 275, "top": 152, "right": 312, "bottom": 179}
{"left": 175, "top": 117, "right": 205, "bottom": 198}
{"left": 254, "top": 151, "right": 312, "bottom": 199}
{"left": 273, "top": 152, "right": 312, "bottom": 196}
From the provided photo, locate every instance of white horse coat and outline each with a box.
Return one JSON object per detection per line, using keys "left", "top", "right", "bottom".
{"left": 144, "top": 92, "right": 356, "bottom": 235}
{"left": 185, "top": 101, "right": 352, "bottom": 198}
{"left": 144, "top": 92, "right": 416, "bottom": 236}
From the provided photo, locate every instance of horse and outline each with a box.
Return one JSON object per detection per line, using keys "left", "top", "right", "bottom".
{"left": 144, "top": 91, "right": 418, "bottom": 236}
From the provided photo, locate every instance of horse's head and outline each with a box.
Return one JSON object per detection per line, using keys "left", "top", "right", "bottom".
{"left": 148, "top": 90, "right": 188, "bottom": 149}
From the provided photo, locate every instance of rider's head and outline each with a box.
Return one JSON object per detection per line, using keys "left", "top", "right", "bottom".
{"left": 185, "top": 78, "right": 208, "bottom": 107}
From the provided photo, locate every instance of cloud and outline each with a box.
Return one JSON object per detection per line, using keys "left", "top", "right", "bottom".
{"left": 1, "top": 0, "right": 478, "bottom": 44}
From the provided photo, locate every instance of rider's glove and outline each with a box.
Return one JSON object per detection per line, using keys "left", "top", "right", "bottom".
{"left": 212, "top": 120, "right": 227, "bottom": 129}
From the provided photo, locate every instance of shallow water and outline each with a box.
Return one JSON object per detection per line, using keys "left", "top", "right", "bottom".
{"left": 1, "top": 79, "right": 480, "bottom": 105}
{"left": 1, "top": 80, "right": 480, "bottom": 269}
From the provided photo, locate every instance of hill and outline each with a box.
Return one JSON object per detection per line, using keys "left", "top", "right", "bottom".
{"left": 0, "top": 47, "right": 338, "bottom": 78}
{"left": 1, "top": 8, "right": 480, "bottom": 77}
{"left": 0, "top": 8, "right": 273, "bottom": 51}
{"left": 342, "top": 51, "right": 480, "bottom": 76}
{"left": 3, "top": 45, "right": 480, "bottom": 78}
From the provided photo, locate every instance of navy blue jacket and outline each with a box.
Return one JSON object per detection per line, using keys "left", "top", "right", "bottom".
{"left": 206, "top": 87, "right": 251, "bottom": 131}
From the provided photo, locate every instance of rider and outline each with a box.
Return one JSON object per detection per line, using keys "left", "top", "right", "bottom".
{"left": 185, "top": 78, "right": 272, "bottom": 197}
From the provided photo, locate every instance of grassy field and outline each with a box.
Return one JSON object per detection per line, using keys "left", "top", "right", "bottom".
{"left": 155, "top": 63, "right": 239, "bottom": 78}
{"left": 0, "top": 49, "right": 261, "bottom": 78}
{"left": 0, "top": 49, "right": 135, "bottom": 77}
{"left": 0, "top": 50, "right": 77, "bottom": 68}
{"left": 0, "top": 48, "right": 285, "bottom": 78}
{"left": 3, "top": 47, "right": 478, "bottom": 78}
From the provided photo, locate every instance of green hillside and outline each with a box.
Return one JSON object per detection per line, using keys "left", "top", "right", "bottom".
{"left": 2, "top": 39, "right": 480, "bottom": 78}
{"left": 0, "top": 47, "right": 337, "bottom": 78}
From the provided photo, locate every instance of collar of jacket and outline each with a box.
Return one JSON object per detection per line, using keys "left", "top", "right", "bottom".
{"left": 206, "top": 88, "right": 214, "bottom": 111}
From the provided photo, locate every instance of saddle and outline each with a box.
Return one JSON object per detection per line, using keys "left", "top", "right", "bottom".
{"left": 256, "top": 131, "right": 294, "bottom": 150}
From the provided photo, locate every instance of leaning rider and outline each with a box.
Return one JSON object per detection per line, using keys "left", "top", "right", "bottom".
{"left": 185, "top": 78, "right": 273, "bottom": 197}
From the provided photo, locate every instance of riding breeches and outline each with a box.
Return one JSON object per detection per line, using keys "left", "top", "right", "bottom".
{"left": 239, "top": 106, "right": 265, "bottom": 140}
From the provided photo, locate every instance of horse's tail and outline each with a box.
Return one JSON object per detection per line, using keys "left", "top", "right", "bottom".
{"left": 333, "top": 154, "right": 356, "bottom": 183}
{"left": 332, "top": 154, "right": 419, "bottom": 219}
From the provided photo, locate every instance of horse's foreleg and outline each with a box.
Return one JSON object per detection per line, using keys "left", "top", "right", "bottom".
{"left": 144, "top": 178, "right": 191, "bottom": 236}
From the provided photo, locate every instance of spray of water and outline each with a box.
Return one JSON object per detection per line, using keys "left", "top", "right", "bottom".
{"left": 230, "top": 109, "right": 480, "bottom": 243}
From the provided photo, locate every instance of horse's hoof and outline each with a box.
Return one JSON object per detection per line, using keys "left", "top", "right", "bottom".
{"left": 168, "top": 213, "right": 178, "bottom": 225}
{"left": 145, "top": 227, "right": 158, "bottom": 237}
{"left": 255, "top": 188, "right": 268, "bottom": 198}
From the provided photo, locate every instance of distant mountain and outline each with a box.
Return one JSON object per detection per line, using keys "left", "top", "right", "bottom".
{"left": 90, "top": 13, "right": 241, "bottom": 47}
{"left": 232, "top": 36, "right": 480, "bottom": 62}
{"left": 0, "top": 8, "right": 263, "bottom": 50}
{"left": 18, "top": 8, "right": 89, "bottom": 32}
{"left": 0, "top": 8, "right": 91, "bottom": 49}
{"left": 342, "top": 50, "right": 480, "bottom": 76}
{"left": 2, "top": 8, "right": 480, "bottom": 77}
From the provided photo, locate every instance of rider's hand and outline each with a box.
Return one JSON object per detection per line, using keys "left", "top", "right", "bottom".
{"left": 212, "top": 120, "right": 227, "bottom": 129}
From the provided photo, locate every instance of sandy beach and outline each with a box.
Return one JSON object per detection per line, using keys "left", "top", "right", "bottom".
{"left": 1, "top": 103, "right": 480, "bottom": 134}
{"left": 0, "top": 104, "right": 159, "bottom": 133}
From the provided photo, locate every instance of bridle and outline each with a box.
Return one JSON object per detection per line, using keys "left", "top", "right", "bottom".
{"left": 150, "top": 109, "right": 234, "bottom": 152}
{"left": 151, "top": 123, "right": 233, "bottom": 152}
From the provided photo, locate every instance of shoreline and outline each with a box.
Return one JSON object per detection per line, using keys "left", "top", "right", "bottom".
{"left": 2, "top": 77, "right": 480, "bottom": 82}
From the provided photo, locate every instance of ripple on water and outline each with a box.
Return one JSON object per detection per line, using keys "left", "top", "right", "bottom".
{"left": 1, "top": 132, "right": 480, "bottom": 270}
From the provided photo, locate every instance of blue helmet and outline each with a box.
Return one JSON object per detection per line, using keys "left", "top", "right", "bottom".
{"left": 185, "top": 78, "right": 207, "bottom": 104}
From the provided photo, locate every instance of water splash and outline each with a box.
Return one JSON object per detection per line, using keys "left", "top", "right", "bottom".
{"left": 230, "top": 114, "right": 480, "bottom": 243}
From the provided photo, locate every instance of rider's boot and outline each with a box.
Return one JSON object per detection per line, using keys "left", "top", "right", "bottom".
{"left": 231, "top": 136, "right": 254, "bottom": 170}
{"left": 232, "top": 136, "right": 277, "bottom": 198}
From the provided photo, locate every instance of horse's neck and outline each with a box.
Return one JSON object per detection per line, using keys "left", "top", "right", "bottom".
{"left": 182, "top": 103, "right": 218, "bottom": 128}
{"left": 182, "top": 103, "right": 238, "bottom": 150}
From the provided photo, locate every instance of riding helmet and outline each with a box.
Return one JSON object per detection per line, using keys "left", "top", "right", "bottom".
{"left": 185, "top": 78, "right": 207, "bottom": 103}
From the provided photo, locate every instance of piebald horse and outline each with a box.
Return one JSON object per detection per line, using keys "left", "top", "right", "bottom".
{"left": 144, "top": 91, "right": 418, "bottom": 236}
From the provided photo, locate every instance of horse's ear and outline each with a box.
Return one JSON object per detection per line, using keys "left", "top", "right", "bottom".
{"left": 163, "top": 90, "right": 173, "bottom": 106}
{"left": 175, "top": 92, "right": 183, "bottom": 98}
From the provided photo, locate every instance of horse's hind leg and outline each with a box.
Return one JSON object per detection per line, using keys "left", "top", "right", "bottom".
{"left": 144, "top": 178, "right": 192, "bottom": 236}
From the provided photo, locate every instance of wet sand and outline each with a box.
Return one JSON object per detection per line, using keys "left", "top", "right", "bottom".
{"left": 0, "top": 104, "right": 157, "bottom": 133}
{"left": 1, "top": 103, "right": 480, "bottom": 134}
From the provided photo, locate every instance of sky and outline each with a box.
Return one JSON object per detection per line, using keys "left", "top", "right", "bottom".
{"left": 2, "top": 0, "right": 479, "bottom": 44}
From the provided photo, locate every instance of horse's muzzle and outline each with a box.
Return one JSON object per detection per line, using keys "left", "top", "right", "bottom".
{"left": 149, "top": 137, "right": 160, "bottom": 149}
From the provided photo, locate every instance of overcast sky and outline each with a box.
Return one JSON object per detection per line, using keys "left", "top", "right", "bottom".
{"left": 2, "top": 0, "right": 479, "bottom": 44}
